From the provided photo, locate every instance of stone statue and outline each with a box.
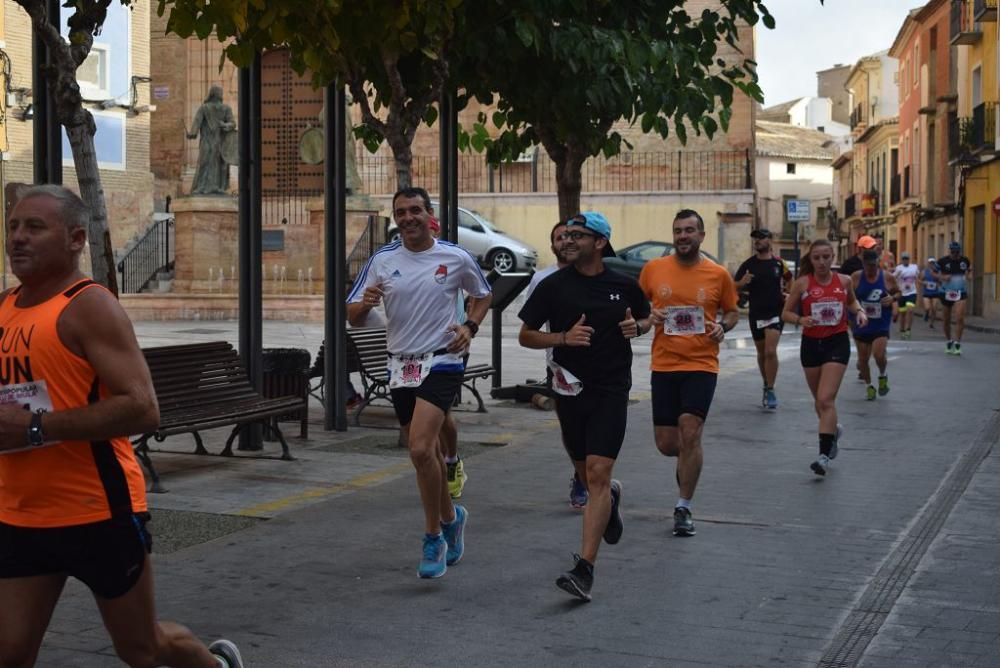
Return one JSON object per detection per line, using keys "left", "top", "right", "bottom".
{"left": 300, "top": 93, "right": 364, "bottom": 195}
{"left": 187, "top": 85, "right": 236, "bottom": 195}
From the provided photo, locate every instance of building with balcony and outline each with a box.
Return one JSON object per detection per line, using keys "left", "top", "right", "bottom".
{"left": 890, "top": 0, "right": 961, "bottom": 266}
{"left": 951, "top": 0, "right": 1000, "bottom": 317}
{"left": 755, "top": 121, "right": 835, "bottom": 261}
{"left": 847, "top": 51, "right": 900, "bottom": 136}
{"left": 842, "top": 52, "right": 901, "bottom": 257}
{"left": 1, "top": 0, "right": 155, "bottom": 272}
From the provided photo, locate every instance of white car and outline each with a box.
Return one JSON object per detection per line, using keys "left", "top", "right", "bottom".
{"left": 389, "top": 204, "right": 537, "bottom": 273}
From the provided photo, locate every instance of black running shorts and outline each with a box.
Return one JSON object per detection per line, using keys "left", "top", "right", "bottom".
{"left": 800, "top": 332, "right": 851, "bottom": 368}
{"left": 0, "top": 513, "right": 152, "bottom": 599}
{"left": 748, "top": 313, "right": 784, "bottom": 342}
{"left": 651, "top": 371, "right": 718, "bottom": 426}
{"left": 554, "top": 390, "right": 629, "bottom": 461}
{"left": 390, "top": 370, "right": 464, "bottom": 425}
{"left": 853, "top": 330, "right": 889, "bottom": 344}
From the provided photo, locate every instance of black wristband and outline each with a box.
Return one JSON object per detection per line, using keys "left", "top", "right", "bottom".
{"left": 463, "top": 319, "right": 480, "bottom": 337}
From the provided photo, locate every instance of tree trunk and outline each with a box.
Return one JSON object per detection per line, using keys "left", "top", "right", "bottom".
{"left": 388, "top": 137, "right": 413, "bottom": 190}
{"left": 553, "top": 152, "right": 586, "bottom": 221}
{"left": 66, "top": 118, "right": 118, "bottom": 294}
{"left": 17, "top": 0, "right": 119, "bottom": 295}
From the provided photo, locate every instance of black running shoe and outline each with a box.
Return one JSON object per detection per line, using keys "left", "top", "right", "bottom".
{"left": 603, "top": 479, "right": 624, "bottom": 545}
{"left": 673, "top": 506, "right": 695, "bottom": 537}
{"left": 556, "top": 554, "right": 593, "bottom": 602}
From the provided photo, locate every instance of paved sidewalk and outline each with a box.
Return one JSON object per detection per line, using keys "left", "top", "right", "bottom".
{"left": 33, "top": 317, "right": 1000, "bottom": 666}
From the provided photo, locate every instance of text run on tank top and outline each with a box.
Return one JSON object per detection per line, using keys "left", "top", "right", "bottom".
{"left": 854, "top": 270, "right": 893, "bottom": 334}
{"left": 801, "top": 273, "right": 849, "bottom": 339}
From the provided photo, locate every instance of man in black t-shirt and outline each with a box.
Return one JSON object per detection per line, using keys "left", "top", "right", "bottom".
{"left": 838, "top": 234, "right": 878, "bottom": 277}
{"left": 734, "top": 228, "right": 792, "bottom": 409}
{"left": 518, "top": 211, "right": 650, "bottom": 602}
{"left": 933, "top": 241, "right": 973, "bottom": 355}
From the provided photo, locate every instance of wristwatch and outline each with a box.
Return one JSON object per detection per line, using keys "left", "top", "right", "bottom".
{"left": 463, "top": 319, "right": 480, "bottom": 337}
{"left": 27, "top": 412, "right": 45, "bottom": 447}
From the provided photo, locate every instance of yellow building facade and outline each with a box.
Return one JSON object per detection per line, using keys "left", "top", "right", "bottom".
{"left": 953, "top": 0, "right": 1000, "bottom": 318}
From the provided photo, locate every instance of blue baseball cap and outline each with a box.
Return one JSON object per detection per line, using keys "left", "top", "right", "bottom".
{"left": 949, "top": 241, "right": 961, "bottom": 251}
{"left": 567, "top": 211, "right": 616, "bottom": 257}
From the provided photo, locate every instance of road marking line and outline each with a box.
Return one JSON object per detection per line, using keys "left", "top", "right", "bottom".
{"left": 235, "top": 461, "right": 412, "bottom": 517}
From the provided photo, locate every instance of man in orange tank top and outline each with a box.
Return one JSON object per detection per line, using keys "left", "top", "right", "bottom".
{"left": 0, "top": 185, "right": 243, "bottom": 668}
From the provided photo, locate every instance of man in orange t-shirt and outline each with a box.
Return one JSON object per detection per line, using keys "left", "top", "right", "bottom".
{"left": 637, "top": 209, "right": 739, "bottom": 538}
{"left": 0, "top": 185, "right": 244, "bottom": 668}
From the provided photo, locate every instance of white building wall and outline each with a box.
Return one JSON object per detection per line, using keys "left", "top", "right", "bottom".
{"left": 756, "top": 157, "right": 835, "bottom": 243}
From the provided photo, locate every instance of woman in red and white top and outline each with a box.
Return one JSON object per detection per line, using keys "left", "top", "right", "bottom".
{"left": 782, "top": 239, "right": 867, "bottom": 477}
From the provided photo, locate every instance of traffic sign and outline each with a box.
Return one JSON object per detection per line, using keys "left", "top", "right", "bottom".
{"left": 786, "top": 199, "right": 811, "bottom": 223}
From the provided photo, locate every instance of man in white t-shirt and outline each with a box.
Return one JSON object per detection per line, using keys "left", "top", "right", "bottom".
{"left": 348, "top": 187, "right": 492, "bottom": 579}
{"left": 892, "top": 251, "right": 919, "bottom": 340}
{"left": 525, "top": 221, "right": 590, "bottom": 509}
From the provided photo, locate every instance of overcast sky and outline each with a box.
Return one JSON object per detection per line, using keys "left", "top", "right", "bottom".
{"left": 755, "top": 0, "right": 919, "bottom": 106}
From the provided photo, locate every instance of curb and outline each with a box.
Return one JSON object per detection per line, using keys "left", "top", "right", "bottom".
{"left": 914, "top": 308, "right": 1000, "bottom": 336}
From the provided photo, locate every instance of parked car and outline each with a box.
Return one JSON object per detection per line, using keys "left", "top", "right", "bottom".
{"left": 602, "top": 240, "right": 720, "bottom": 280}
{"left": 388, "top": 203, "right": 538, "bottom": 273}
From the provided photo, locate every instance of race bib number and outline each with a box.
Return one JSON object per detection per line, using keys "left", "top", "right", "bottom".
{"left": 945, "top": 290, "right": 962, "bottom": 302}
{"left": 664, "top": 306, "right": 705, "bottom": 336}
{"left": 0, "top": 380, "right": 54, "bottom": 414}
{"left": 388, "top": 352, "right": 434, "bottom": 389}
{"left": 924, "top": 281, "right": 937, "bottom": 292}
{"left": 548, "top": 361, "right": 583, "bottom": 396}
{"left": 0, "top": 381, "right": 56, "bottom": 454}
{"left": 901, "top": 277, "right": 916, "bottom": 293}
{"left": 863, "top": 302, "right": 882, "bottom": 319}
{"left": 810, "top": 301, "right": 843, "bottom": 327}
{"left": 755, "top": 316, "right": 781, "bottom": 329}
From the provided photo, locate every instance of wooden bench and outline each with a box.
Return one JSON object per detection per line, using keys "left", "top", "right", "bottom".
{"left": 134, "top": 341, "right": 307, "bottom": 492}
{"left": 341, "top": 327, "right": 496, "bottom": 425}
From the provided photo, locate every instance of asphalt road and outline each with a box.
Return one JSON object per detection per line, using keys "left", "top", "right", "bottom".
{"left": 36, "top": 318, "right": 1000, "bottom": 667}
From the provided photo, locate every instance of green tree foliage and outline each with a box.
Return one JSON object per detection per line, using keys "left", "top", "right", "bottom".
{"left": 14, "top": 0, "right": 129, "bottom": 293}
{"left": 157, "top": 0, "right": 463, "bottom": 188}
{"left": 457, "top": 0, "right": 802, "bottom": 219}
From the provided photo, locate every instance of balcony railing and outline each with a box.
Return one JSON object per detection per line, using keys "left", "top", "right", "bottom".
{"left": 844, "top": 194, "right": 857, "bottom": 218}
{"left": 890, "top": 173, "right": 901, "bottom": 205}
{"left": 952, "top": 0, "right": 983, "bottom": 44}
{"left": 903, "top": 166, "right": 911, "bottom": 199}
{"left": 974, "top": 0, "right": 997, "bottom": 21}
{"left": 970, "top": 101, "right": 998, "bottom": 151}
{"left": 850, "top": 104, "right": 865, "bottom": 130}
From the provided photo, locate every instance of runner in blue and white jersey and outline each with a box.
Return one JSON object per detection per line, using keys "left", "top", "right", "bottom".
{"left": 348, "top": 186, "right": 492, "bottom": 579}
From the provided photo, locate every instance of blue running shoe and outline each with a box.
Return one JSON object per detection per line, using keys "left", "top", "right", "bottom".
{"left": 765, "top": 388, "right": 778, "bottom": 410}
{"left": 569, "top": 473, "right": 589, "bottom": 509}
{"left": 442, "top": 505, "right": 467, "bottom": 566}
{"left": 418, "top": 533, "right": 447, "bottom": 579}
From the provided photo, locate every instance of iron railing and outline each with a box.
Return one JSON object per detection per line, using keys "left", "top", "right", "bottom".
{"left": 974, "top": 0, "right": 997, "bottom": 21}
{"left": 263, "top": 188, "right": 322, "bottom": 226}
{"left": 890, "top": 173, "right": 901, "bottom": 205}
{"left": 356, "top": 150, "right": 752, "bottom": 195}
{"left": 970, "top": 101, "right": 998, "bottom": 150}
{"left": 117, "top": 216, "right": 174, "bottom": 294}
{"left": 346, "top": 214, "right": 390, "bottom": 284}
{"left": 951, "top": 0, "right": 982, "bottom": 43}
{"left": 904, "top": 166, "right": 911, "bottom": 199}
{"left": 844, "top": 194, "right": 857, "bottom": 218}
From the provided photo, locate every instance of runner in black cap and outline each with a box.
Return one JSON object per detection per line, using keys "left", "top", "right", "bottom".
{"left": 734, "top": 228, "right": 792, "bottom": 409}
